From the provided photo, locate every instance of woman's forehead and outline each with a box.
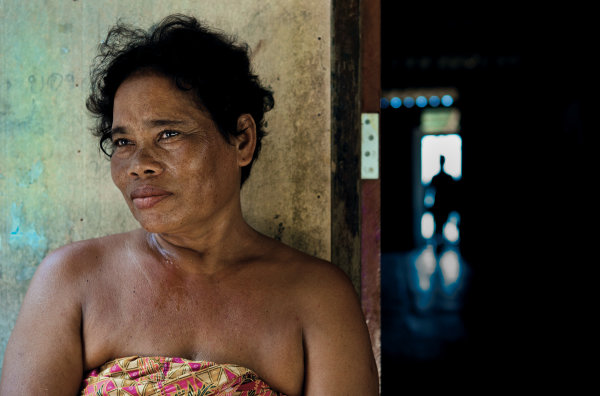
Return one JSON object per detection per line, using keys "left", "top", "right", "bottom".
{"left": 113, "top": 71, "right": 210, "bottom": 124}
{"left": 115, "top": 70, "right": 189, "bottom": 103}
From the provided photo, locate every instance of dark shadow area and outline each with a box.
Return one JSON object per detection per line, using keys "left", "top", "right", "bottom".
{"left": 380, "top": 5, "right": 593, "bottom": 392}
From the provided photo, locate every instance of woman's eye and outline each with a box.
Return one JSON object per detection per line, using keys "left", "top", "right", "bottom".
{"left": 160, "top": 130, "right": 180, "bottom": 140}
{"left": 112, "top": 138, "right": 131, "bottom": 147}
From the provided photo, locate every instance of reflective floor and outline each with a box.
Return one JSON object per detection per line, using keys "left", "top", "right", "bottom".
{"left": 381, "top": 242, "right": 474, "bottom": 393}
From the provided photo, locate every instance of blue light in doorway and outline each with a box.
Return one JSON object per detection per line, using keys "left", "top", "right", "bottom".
{"left": 380, "top": 97, "right": 390, "bottom": 109}
{"left": 414, "top": 245, "right": 436, "bottom": 292}
{"left": 421, "top": 212, "right": 435, "bottom": 240}
{"left": 429, "top": 95, "right": 441, "bottom": 107}
{"left": 403, "top": 96, "right": 415, "bottom": 108}
{"left": 441, "top": 94, "right": 454, "bottom": 107}
{"left": 424, "top": 188, "right": 435, "bottom": 208}
{"left": 416, "top": 96, "right": 427, "bottom": 108}
{"left": 439, "top": 248, "right": 462, "bottom": 295}
{"left": 443, "top": 211, "right": 461, "bottom": 243}
{"left": 390, "top": 97, "right": 402, "bottom": 108}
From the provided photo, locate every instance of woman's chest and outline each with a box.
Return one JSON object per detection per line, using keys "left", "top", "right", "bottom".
{"left": 82, "top": 276, "right": 304, "bottom": 393}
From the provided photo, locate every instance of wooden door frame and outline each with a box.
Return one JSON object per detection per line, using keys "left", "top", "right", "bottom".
{"left": 331, "top": 0, "right": 381, "bottom": 378}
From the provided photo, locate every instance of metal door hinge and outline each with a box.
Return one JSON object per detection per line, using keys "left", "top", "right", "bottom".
{"left": 361, "top": 113, "right": 379, "bottom": 180}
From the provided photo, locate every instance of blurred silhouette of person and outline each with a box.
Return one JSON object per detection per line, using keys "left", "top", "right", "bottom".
{"left": 429, "top": 155, "right": 457, "bottom": 253}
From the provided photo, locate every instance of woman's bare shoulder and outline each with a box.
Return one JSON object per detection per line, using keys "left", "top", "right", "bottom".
{"left": 263, "top": 239, "right": 377, "bottom": 393}
{"left": 263, "top": 238, "right": 356, "bottom": 300}
{"left": 39, "top": 229, "right": 141, "bottom": 278}
{"left": 0, "top": 232, "right": 143, "bottom": 395}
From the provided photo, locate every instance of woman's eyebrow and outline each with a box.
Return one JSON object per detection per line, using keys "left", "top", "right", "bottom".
{"left": 147, "top": 119, "right": 187, "bottom": 127}
{"left": 110, "top": 120, "right": 187, "bottom": 135}
{"left": 110, "top": 126, "right": 127, "bottom": 136}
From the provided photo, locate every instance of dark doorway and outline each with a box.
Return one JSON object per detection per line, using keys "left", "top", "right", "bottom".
{"left": 380, "top": 5, "right": 592, "bottom": 392}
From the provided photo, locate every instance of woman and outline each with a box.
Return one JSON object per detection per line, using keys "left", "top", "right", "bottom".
{"left": 0, "top": 15, "right": 378, "bottom": 395}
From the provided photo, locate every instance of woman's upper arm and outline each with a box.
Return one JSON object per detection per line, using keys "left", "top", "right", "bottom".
{"left": 301, "top": 265, "right": 379, "bottom": 395}
{"left": 0, "top": 247, "right": 84, "bottom": 395}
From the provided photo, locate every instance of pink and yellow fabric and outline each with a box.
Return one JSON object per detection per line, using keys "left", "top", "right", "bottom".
{"left": 80, "top": 356, "right": 284, "bottom": 396}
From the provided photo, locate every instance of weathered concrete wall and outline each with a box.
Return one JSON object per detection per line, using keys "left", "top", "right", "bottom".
{"left": 0, "top": 0, "right": 331, "bottom": 374}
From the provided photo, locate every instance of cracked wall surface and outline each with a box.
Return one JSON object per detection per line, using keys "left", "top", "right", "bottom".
{"left": 0, "top": 0, "right": 331, "bottom": 374}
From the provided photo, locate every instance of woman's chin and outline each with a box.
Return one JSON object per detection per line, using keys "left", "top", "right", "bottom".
{"left": 139, "top": 224, "right": 163, "bottom": 234}
{"left": 134, "top": 214, "right": 176, "bottom": 235}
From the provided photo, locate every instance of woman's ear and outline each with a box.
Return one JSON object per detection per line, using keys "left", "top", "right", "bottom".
{"left": 235, "top": 114, "right": 257, "bottom": 167}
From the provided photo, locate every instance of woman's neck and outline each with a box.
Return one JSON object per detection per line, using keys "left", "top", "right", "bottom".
{"left": 144, "top": 210, "right": 263, "bottom": 275}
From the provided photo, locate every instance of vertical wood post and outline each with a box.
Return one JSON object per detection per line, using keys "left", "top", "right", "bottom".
{"left": 360, "top": 0, "right": 382, "bottom": 381}
{"left": 331, "top": 0, "right": 361, "bottom": 289}
{"left": 331, "top": 0, "right": 381, "bottom": 382}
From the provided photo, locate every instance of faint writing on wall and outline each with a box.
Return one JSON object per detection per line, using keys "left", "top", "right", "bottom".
{"left": 27, "top": 73, "right": 77, "bottom": 93}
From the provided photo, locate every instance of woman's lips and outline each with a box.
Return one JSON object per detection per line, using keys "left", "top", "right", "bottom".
{"left": 130, "top": 186, "right": 173, "bottom": 210}
{"left": 132, "top": 195, "right": 171, "bottom": 209}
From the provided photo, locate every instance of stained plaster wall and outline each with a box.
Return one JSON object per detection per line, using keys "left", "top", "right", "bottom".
{"left": 0, "top": 0, "right": 331, "bottom": 374}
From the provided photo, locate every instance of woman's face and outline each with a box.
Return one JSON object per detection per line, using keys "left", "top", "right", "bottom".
{"left": 110, "top": 70, "right": 242, "bottom": 234}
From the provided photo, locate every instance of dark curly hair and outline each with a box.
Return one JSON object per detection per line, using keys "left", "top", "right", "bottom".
{"left": 86, "top": 14, "right": 274, "bottom": 185}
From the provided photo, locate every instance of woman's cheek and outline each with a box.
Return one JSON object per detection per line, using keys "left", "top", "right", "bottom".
{"left": 110, "top": 158, "right": 129, "bottom": 192}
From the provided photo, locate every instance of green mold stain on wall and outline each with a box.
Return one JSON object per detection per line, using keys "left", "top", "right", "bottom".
{"left": 15, "top": 161, "right": 44, "bottom": 187}
{"left": 8, "top": 202, "right": 49, "bottom": 280}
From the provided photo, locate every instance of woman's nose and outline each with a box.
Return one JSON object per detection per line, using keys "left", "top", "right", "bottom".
{"left": 128, "top": 148, "right": 164, "bottom": 178}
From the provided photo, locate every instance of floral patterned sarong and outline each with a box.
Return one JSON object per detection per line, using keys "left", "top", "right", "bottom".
{"left": 80, "top": 356, "right": 284, "bottom": 395}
